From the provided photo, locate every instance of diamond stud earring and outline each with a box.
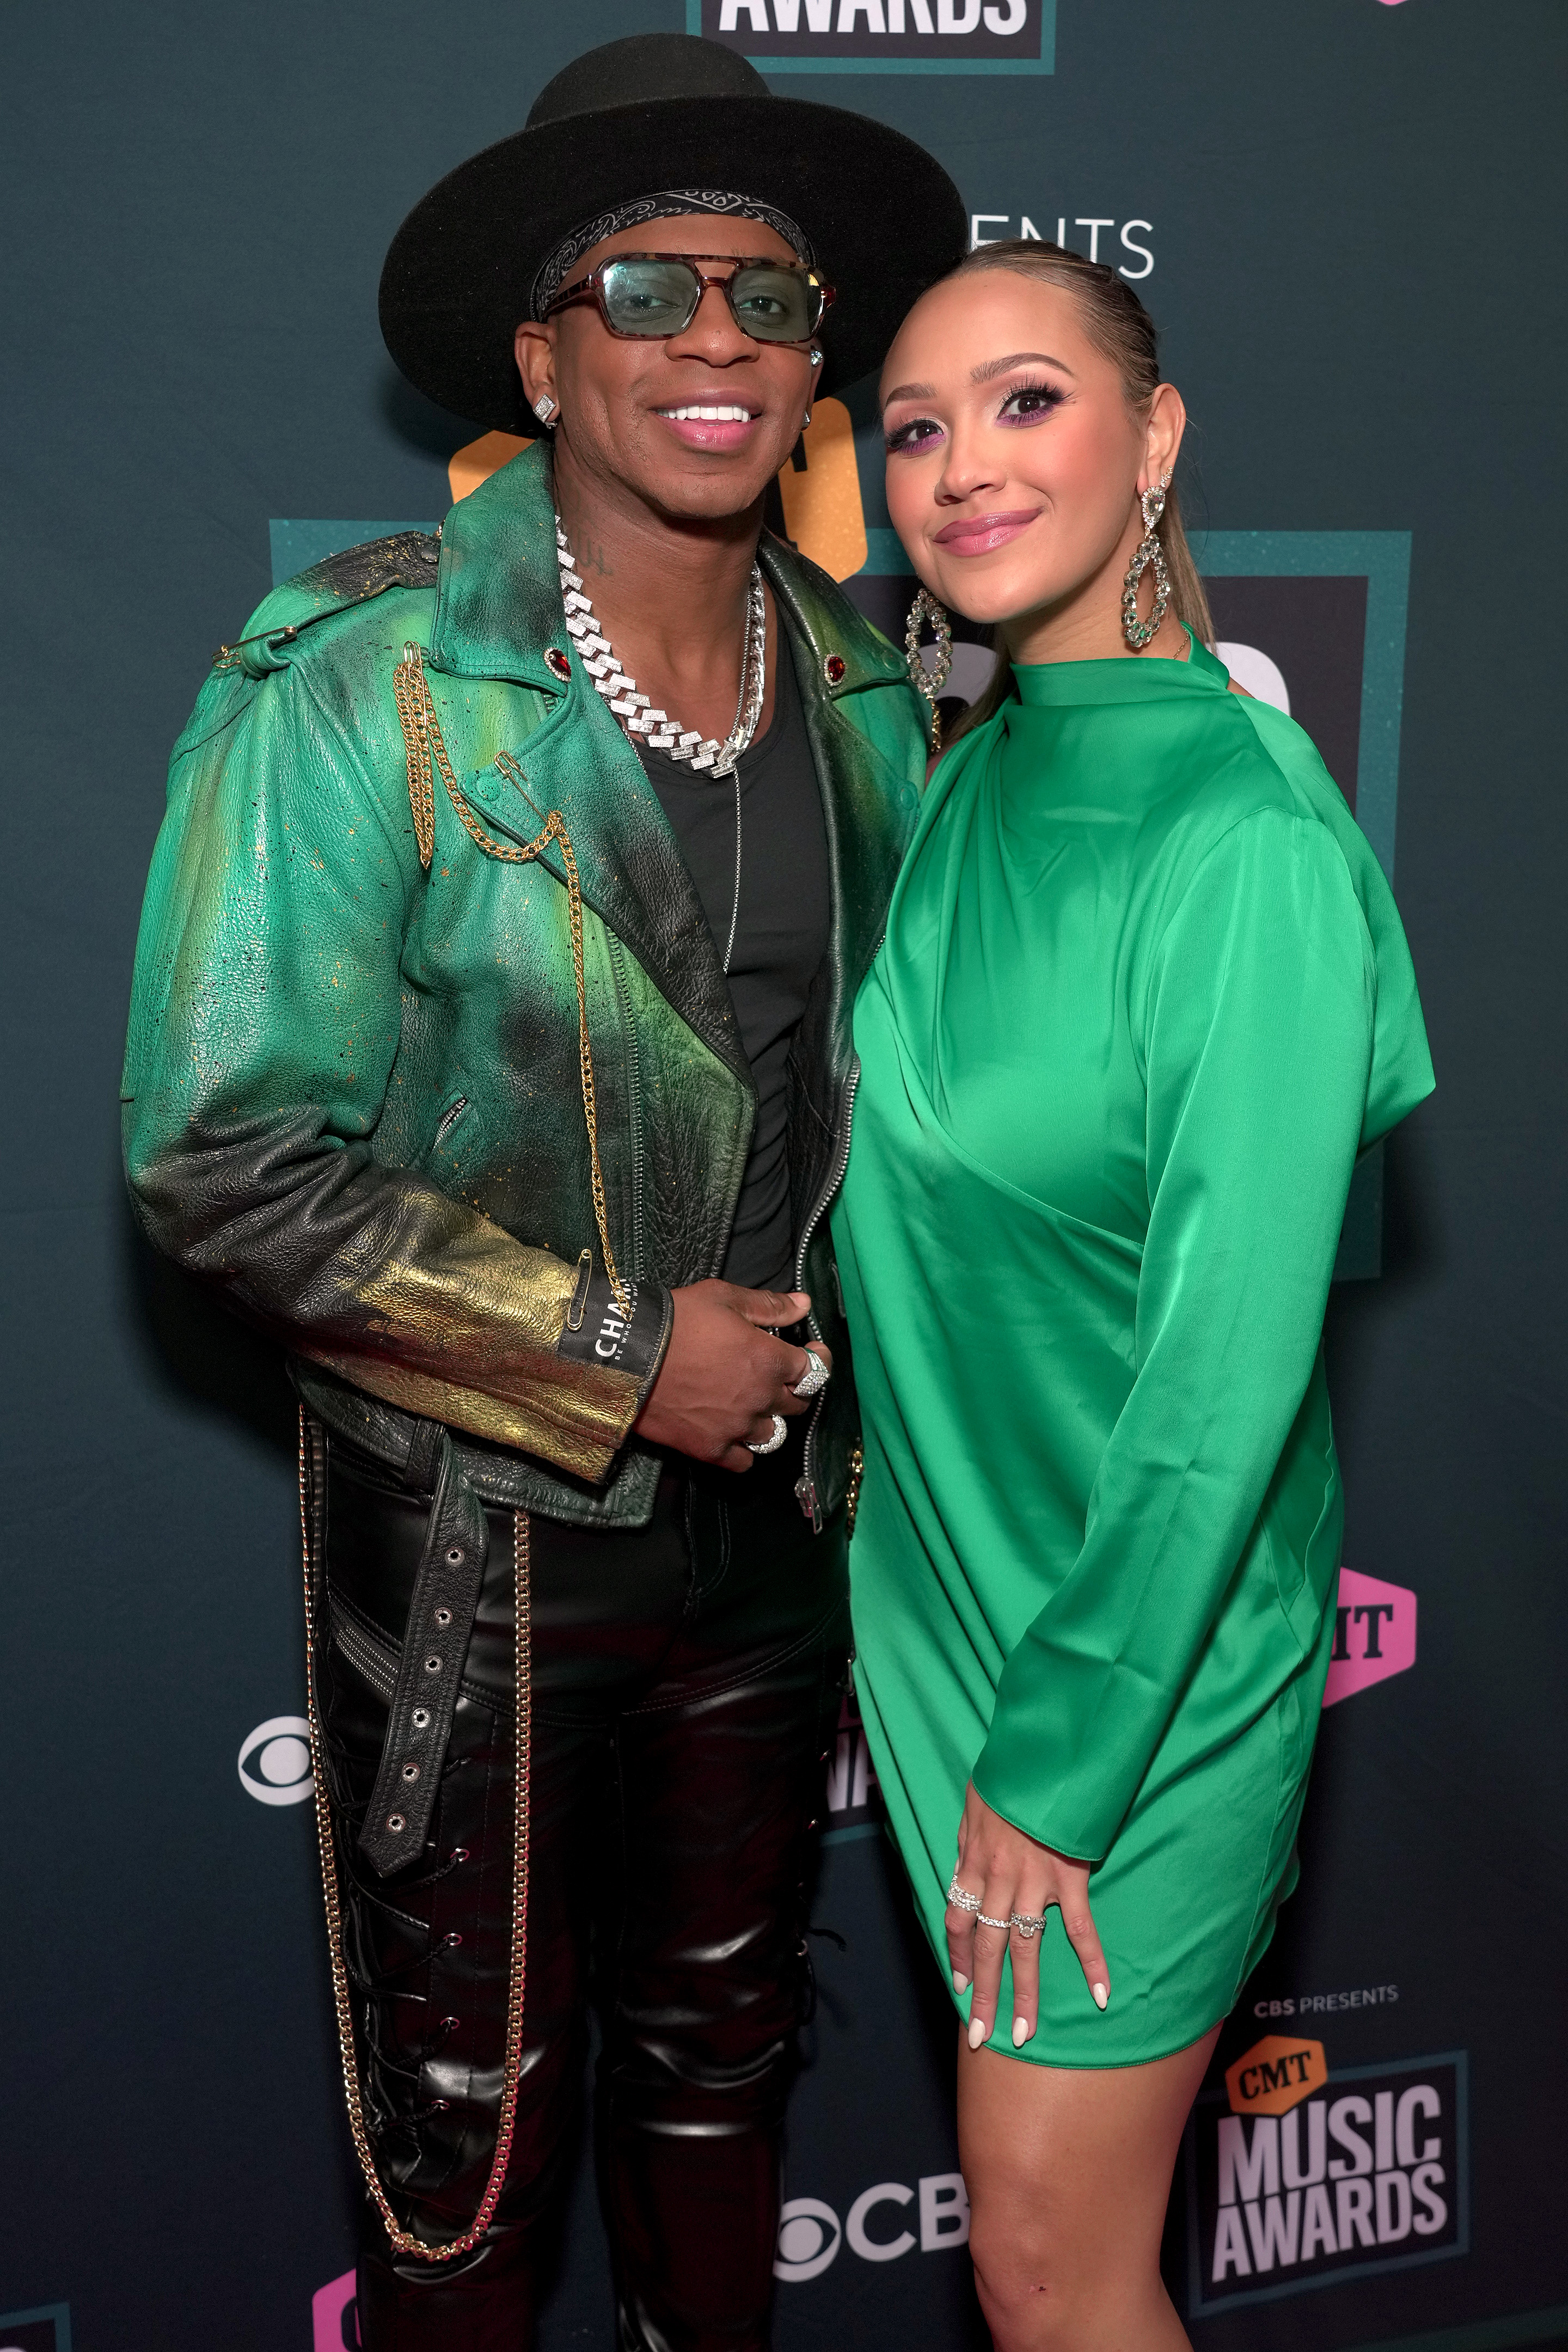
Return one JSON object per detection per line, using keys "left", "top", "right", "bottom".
{"left": 532, "top": 393, "right": 558, "bottom": 426}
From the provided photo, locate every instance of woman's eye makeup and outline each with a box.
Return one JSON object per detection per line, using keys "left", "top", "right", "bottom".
{"left": 997, "top": 377, "right": 1068, "bottom": 425}
{"left": 883, "top": 377, "right": 1069, "bottom": 453}
{"left": 884, "top": 413, "right": 943, "bottom": 455}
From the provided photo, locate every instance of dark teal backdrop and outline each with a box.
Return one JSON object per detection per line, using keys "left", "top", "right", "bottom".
{"left": 4, "top": 5, "right": 1565, "bottom": 2350}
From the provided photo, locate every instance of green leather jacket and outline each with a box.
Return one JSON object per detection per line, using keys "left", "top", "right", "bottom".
{"left": 123, "top": 443, "right": 925, "bottom": 1528}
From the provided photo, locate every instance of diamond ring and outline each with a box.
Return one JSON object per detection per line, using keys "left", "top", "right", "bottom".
{"left": 748, "top": 1413, "right": 788, "bottom": 1456}
{"left": 946, "top": 1877, "right": 982, "bottom": 1915}
{"left": 1009, "top": 1912, "right": 1046, "bottom": 1939}
{"left": 791, "top": 1346, "right": 831, "bottom": 1401}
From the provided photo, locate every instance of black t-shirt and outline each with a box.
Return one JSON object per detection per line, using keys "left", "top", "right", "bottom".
{"left": 634, "top": 626, "right": 830, "bottom": 1291}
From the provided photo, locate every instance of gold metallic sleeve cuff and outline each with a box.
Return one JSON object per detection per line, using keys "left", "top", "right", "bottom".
{"left": 306, "top": 1245, "right": 673, "bottom": 1483}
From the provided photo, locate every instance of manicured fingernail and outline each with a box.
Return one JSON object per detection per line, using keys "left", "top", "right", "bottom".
{"left": 967, "top": 2016, "right": 988, "bottom": 2050}
{"left": 953, "top": 1971, "right": 970, "bottom": 1994}
{"left": 1012, "top": 2016, "right": 1030, "bottom": 2047}
{"left": 1093, "top": 1982, "right": 1108, "bottom": 2010}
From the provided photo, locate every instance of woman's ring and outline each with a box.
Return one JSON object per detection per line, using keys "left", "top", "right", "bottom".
{"left": 1010, "top": 1911, "right": 1046, "bottom": 1939}
{"left": 748, "top": 1413, "right": 788, "bottom": 1456}
{"left": 791, "top": 1346, "right": 831, "bottom": 1400}
{"left": 977, "top": 1910, "right": 1012, "bottom": 1932}
{"left": 946, "top": 1877, "right": 982, "bottom": 1915}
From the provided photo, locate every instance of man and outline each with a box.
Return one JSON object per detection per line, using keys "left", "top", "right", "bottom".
{"left": 123, "top": 32, "right": 965, "bottom": 2351}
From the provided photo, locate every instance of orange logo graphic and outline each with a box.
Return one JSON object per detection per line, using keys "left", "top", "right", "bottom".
{"left": 1224, "top": 2035, "right": 1327, "bottom": 2117}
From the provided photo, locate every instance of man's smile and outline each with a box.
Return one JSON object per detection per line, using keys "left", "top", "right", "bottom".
{"left": 656, "top": 403, "right": 758, "bottom": 422}
{"left": 652, "top": 402, "right": 763, "bottom": 453}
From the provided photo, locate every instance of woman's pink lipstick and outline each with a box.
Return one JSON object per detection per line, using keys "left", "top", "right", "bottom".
{"left": 930, "top": 509, "right": 1042, "bottom": 558}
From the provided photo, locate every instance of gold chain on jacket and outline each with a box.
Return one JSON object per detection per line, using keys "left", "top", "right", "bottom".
{"left": 393, "top": 641, "right": 630, "bottom": 1319}
{"left": 299, "top": 1407, "right": 534, "bottom": 2262}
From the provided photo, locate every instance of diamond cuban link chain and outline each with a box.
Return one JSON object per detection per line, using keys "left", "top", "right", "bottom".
{"left": 555, "top": 518, "right": 766, "bottom": 779}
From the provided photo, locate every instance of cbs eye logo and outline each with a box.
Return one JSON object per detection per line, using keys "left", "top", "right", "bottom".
{"left": 774, "top": 2197, "right": 843, "bottom": 2282}
{"left": 237, "top": 1715, "right": 315, "bottom": 1805}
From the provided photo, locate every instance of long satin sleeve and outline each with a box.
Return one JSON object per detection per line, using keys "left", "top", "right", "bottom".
{"left": 971, "top": 808, "right": 1400, "bottom": 1860}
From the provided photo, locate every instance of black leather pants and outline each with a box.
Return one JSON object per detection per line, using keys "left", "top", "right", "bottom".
{"left": 311, "top": 1422, "right": 849, "bottom": 2352}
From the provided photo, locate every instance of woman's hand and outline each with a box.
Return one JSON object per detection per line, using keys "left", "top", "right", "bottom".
{"left": 632, "top": 1282, "right": 830, "bottom": 1471}
{"left": 946, "top": 1781, "right": 1109, "bottom": 2050}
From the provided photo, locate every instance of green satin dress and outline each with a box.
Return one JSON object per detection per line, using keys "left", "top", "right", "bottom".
{"left": 832, "top": 636, "right": 1433, "bottom": 2068}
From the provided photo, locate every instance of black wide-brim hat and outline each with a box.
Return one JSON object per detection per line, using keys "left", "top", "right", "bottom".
{"left": 379, "top": 33, "right": 969, "bottom": 436}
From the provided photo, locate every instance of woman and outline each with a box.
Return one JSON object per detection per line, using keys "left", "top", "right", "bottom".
{"left": 831, "top": 241, "right": 1433, "bottom": 2349}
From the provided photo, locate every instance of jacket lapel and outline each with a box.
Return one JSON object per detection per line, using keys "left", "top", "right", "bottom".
{"left": 762, "top": 538, "right": 917, "bottom": 1012}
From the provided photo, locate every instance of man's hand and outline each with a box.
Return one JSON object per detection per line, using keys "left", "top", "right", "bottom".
{"left": 633, "top": 1282, "right": 831, "bottom": 1471}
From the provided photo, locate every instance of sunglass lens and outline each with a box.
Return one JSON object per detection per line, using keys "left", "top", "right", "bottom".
{"left": 729, "top": 265, "right": 819, "bottom": 342}
{"left": 599, "top": 259, "right": 700, "bottom": 336}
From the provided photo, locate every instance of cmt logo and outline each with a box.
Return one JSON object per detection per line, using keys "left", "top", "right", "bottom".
{"left": 238, "top": 1714, "right": 315, "bottom": 1805}
{"left": 1185, "top": 2049, "right": 1467, "bottom": 2317}
{"left": 1324, "top": 1569, "right": 1417, "bottom": 1708}
{"left": 696, "top": 0, "right": 1055, "bottom": 72}
{"left": 775, "top": 2174, "right": 970, "bottom": 2282}
{"left": 313, "top": 2271, "right": 359, "bottom": 2350}
{"left": 1226, "top": 2036, "right": 1328, "bottom": 2116}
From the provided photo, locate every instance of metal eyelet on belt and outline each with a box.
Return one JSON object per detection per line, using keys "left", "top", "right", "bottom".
{"left": 425, "top": 1654, "right": 442, "bottom": 1673}
{"left": 401, "top": 1762, "right": 420, "bottom": 1782}
{"left": 443, "top": 1931, "right": 463, "bottom": 1947}
{"left": 434, "top": 1606, "right": 452, "bottom": 1627}
{"left": 412, "top": 1708, "right": 431, "bottom": 1729}
{"left": 387, "top": 1813, "right": 406, "bottom": 1833}
{"left": 445, "top": 1547, "right": 465, "bottom": 1567}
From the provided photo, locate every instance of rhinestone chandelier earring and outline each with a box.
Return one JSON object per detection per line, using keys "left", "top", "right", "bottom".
{"left": 1121, "top": 474, "right": 1172, "bottom": 650}
{"left": 904, "top": 587, "right": 953, "bottom": 751}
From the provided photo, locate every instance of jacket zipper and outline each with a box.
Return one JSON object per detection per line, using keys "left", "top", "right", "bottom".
{"left": 792, "top": 1054, "right": 862, "bottom": 1532}
{"left": 605, "top": 936, "right": 646, "bottom": 1277}
{"left": 433, "top": 1094, "right": 468, "bottom": 1147}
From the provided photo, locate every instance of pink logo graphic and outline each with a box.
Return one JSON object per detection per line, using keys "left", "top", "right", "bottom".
{"left": 1322, "top": 1567, "right": 1417, "bottom": 1707}
{"left": 313, "top": 2270, "right": 358, "bottom": 2351}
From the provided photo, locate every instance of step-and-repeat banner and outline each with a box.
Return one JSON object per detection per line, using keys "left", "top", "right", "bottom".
{"left": 5, "top": 4, "right": 1565, "bottom": 2349}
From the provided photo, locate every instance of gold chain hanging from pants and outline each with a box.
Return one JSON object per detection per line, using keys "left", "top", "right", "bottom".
{"left": 298, "top": 1407, "right": 535, "bottom": 2261}
{"left": 393, "top": 640, "right": 630, "bottom": 1319}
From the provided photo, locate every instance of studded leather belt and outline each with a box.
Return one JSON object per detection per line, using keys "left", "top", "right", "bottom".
{"left": 345, "top": 1425, "right": 487, "bottom": 1878}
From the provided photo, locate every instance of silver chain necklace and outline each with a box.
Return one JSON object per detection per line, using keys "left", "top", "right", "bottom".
{"left": 555, "top": 514, "right": 766, "bottom": 972}
{"left": 555, "top": 519, "right": 765, "bottom": 777}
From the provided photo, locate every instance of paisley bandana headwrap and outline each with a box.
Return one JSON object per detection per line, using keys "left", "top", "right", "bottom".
{"left": 530, "top": 189, "right": 814, "bottom": 320}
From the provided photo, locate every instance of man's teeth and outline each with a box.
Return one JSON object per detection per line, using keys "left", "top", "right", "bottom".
{"left": 661, "top": 405, "right": 755, "bottom": 422}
